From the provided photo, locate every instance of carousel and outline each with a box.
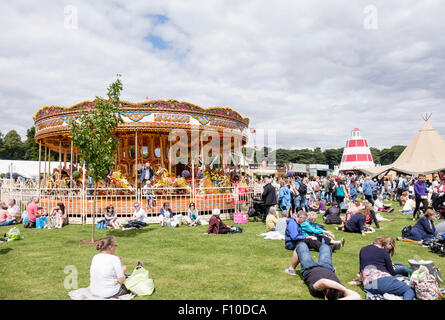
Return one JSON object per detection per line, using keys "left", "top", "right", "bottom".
{"left": 33, "top": 99, "right": 250, "bottom": 195}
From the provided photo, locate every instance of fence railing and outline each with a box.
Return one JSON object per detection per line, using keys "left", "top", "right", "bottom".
{"left": 0, "top": 184, "right": 261, "bottom": 225}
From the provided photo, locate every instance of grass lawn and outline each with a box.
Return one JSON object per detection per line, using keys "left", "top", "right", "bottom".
{"left": 0, "top": 200, "right": 444, "bottom": 300}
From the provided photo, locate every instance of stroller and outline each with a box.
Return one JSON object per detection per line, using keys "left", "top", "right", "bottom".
{"left": 431, "top": 192, "right": 445, "bottom": 220}
{"left": 249, "top": 197, "right": 265, "bottom": 222}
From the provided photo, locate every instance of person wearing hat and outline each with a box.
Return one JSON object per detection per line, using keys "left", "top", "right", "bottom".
{"left": 204, "top": 209, "right": 233, "bottom": 234}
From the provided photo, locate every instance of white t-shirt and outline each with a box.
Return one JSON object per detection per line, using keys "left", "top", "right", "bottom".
{"left": 8, "top": 205, "right": 20, "bottom": 217}
{"left": 403, "top": 199, "right": 416, "bottom": 211}
{"left": 89, "top": 253, "right": 124, "bottom": 298}
{"left": 133, "top": 208, "right": 147, "bottom": 223}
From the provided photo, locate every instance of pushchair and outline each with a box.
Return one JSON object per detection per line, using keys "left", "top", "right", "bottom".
{"left": 432, "top": 192, "right": 445, "bottom": 220}
{"left": 249, "top": 197, "right": 265, "bottom": 222}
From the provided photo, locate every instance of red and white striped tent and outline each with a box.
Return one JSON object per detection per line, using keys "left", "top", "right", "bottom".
{"left": 339, "top": 128, "right": 375, "bottom": 172}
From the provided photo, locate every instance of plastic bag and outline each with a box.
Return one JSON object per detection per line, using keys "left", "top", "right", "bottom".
{"left": 410, "top": 265, "right": 442, "bottom": 300}
{"left": 7, "top": 227, "right": 21, "bottom": 241}
{"left": 124, "top": 265, "right": 155, "bottom": 296}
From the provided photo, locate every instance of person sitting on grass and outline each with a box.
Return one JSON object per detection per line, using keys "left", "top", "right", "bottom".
{"left": 159, "top": 202, "right": 177, "bottom": 227}
{"left": 336, "top": 208, "right": 370, "bottom": 236}
{"left": 400, "top": 195, "right": 416, "bottom": 215}
{"left": 89, "top": 236, "right": 130, "bottom": 299}
{"left": 7, "top": 199, "right": 20, "bottom": 224}
{"left": 0, "top": 202, "right": 16, "bottom": 226}
{"left": 363, "top": 202, "right": 380, "bottom": 231}
{"left": 374, "top": 196, "right": 394, "bottom": 213}
{"left": 184, "top": 202, "right": 201, "bottom": 226}
{"left": 275, "top": 210, "right": 289, "bottom": 236}
{"left": 24, "top": 196, "right": 41, "bottom": 228}
{"left": 204, "top": 208, "right": 233, "bottom": 234}
{"left": 284, "top": 210, "right": 323, "bottom": 252}
{"left": 266, "top": 207, "right": 279, "bottom": 231}
{"left": 323, "top": 202, "right": 342, "bottom": 225}
{"left": 285, "top": 241, "right": 361, "bottom": 300}
{"left": 104, "top": 205, "right": 120, "bottom": 230}
{"left": 127, "top": 202, "right": 147, "bottom": 228}
{"left": 399, "top": 191, "right": 409, "bottom": 207}
{"left": 300, "top": 211, "right": 345, "bottom": 251}
{"left": 398, "top": 209, "right": 436, "bottom": 242}
{"left": 346, "top": 199, "right": 363, "bottom": 222}
{"left": 359, "top": 237, "right": 415, "bottom": 300}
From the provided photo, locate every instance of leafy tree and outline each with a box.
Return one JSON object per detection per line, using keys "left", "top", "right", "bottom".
{"left": 23, "top": 126, "right": 40, "bottom": 161}
{"left": 69, "top": 75, "right": 123, "bottom": 244}
{"left": 3, "top": 130, "right": 25, "bottom": 160}
{"left": 0, "top": 131, "right": 5, "bottom": 158}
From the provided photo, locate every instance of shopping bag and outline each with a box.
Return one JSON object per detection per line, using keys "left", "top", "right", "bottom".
{"left": 124, "top": 265, "right": 155, "bottom": 296}
{"left": 6, "top": 227, "right": 21, "bottom": 241}
{"left": 36, "top": 216, "right": 47, "bottom": 229}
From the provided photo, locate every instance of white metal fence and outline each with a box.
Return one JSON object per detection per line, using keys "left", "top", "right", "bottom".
{"left": 0, "top": 184, "right": 261, "bottom": 225}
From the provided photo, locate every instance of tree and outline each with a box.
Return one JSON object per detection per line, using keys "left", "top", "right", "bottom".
{"left": 23, "top": 126, "right": 40, "bottom": 161}
{"left": 69, "top": 75, "right": 123, "bottom": 244}
{"left": 0, "top": 131, "right": 5, "bottom": 158}
{"left": 3, "top": 130, "right": 25, "bottom": 160}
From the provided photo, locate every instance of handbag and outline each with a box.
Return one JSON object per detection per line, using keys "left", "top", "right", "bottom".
{"left": 124, "top": 264, "right": 155, "bottom": 296}
{"left": 410, "top": 265, "right": 442, "bottom": 300}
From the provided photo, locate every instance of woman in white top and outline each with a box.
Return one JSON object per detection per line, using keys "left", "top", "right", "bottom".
{"left": 89, "top": 237, "right": 130, "bottom": 298}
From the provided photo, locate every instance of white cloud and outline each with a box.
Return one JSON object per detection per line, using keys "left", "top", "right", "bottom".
{"left": 0, "top": 0, "right": 445, "bottom": 152}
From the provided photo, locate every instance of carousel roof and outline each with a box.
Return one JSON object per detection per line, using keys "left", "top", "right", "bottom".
{"left": 33, "top": 99, "right": 250, "bottom": 144}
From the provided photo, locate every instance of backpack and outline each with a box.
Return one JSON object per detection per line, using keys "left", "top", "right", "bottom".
{"left": 298, "top": 183, "right": 307, "bottom": 195}
{"left": 401, "top": 225, "right": 412, "bottom": 238}
{"left": 410, "top": 265, "right": 442, "bottom": 300}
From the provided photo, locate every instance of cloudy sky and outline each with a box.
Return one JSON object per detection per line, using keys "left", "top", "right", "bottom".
{"left": 1, "top": 0, "right": 445, "bottom": 151}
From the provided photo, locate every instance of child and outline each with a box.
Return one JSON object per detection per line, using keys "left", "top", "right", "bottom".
{"left": 142, "top": 180, "right": 154, "bottom": 211}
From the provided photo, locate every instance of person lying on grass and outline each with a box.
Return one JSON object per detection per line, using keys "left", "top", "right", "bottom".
{"left": 284, "top": 241, "right": 361, "bottom": 300}
{"left": 204, "top": 208, "right": 234, "bottom": 234}
{"left": 359, "top": 237, "right": 415, "bottom": 300}
{"left": 90, "top": 236, "right": 131, "bottom": 299}
{"left": 300, "top": 211, "right": 345, "bottom": 251}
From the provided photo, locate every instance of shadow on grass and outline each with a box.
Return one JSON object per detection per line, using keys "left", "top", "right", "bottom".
{"left": 0, "top": 247, "right": 12, "bottom": 255}
{"left": 106, "top": 228, "right": 152, "bottom": 238}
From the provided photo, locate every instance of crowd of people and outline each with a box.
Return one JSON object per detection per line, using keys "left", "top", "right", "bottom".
{"left": 3, "top": 168, "right": 445, "bottom": 300}
{"left": 255, "top": 172, "right": 445, "bottom": 300}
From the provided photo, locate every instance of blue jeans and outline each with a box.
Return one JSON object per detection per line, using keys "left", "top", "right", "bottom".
{"left": 0, "top": 218, "right": 16, "bottom": 226}
{"left": 295, "top": 241, "right": 334, "bottom": 276}
{"left": 394, "top": 264, "right": 410, "bottom": 277}
{"left": 407, "top": 230, "right": 435, "bottom": 241}
{"left": 295, "top": 196, "right": 309, "bottom": 211}
{"left": 365, "top": 276, "right": 415, "bottom": 300}
{"left": 324, "top": 191, "right": 332, "bottom": 203}
{"left": 350, "top": 194, "right": 357, "bottom": 202}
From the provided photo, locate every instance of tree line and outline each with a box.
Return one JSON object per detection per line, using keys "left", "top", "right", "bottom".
{"left": 248, "top": 145, "right": 406, "bottom": 169}
{"left": 0, "top": 127, "right": 41, "bottom": 161}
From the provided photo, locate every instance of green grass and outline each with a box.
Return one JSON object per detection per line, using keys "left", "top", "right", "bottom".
{"left": 0, "top": 200, "right": 444, "bottom": 300}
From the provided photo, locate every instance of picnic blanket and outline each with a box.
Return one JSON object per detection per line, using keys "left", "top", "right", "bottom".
{"left": 68, "top": 287, "right": 134, "bottom": 300}
{"left": 258, "top": 231, "right": 285, "bottom": 240}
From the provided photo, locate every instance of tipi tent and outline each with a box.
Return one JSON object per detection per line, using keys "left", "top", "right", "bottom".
{"left": 360, "top": 119, "right": 445, "bottom": 177}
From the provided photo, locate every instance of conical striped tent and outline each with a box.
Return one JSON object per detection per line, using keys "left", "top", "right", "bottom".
{"left": 360, "top": 120, "right": 445, "bottom": 177}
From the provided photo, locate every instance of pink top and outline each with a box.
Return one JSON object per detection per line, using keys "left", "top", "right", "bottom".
{"left": 27, "top": 202, "right": 39, "bottom": 222}
{"left": 0, "top": 210, "right": 8, "bottom": 223}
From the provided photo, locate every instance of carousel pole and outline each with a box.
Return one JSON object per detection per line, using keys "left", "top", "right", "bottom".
{"left": 38, "top": 142, "right": 42, "bottom": 191}
{"left": 135, "top": 131, "right": 138, "bottom": 200}
{"left": 70, "top": 140, "right": 73, "bottom": 186}
{"left": 44, "top": 146, "right": 47, "bottom": 187}
{"left": 59, "top": 139, "right": 62, "bottom": 172}
{"left": 168, "top": 139, "right": 172, "bottom": 176}
{"left": 48, "top": 148, "right": 51, "bottom": 186}
{"left": 64, "top": 151, "right": 67, "bottom": 170}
